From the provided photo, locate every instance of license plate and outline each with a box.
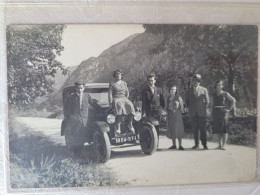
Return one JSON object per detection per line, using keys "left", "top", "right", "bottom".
{"left": 115, "top": 134, "right": 140, "bottom": 144}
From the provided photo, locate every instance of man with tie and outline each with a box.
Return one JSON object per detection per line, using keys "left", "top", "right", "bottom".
{"left": 185, "top": 74, "right": 210, "bottom": 150}
{"left": 63, "top": 81, "right": 89, "bottom": 153}
{"left": 142, "top": 73, "right": 165, "bottom": 145}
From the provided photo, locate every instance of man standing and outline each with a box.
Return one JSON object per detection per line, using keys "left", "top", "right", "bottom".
{"left": 63, "top": 81, "right": 89, "bottom": 153}
{"left": 142, "top": 73, "right": 165, "bottom": 144}
{"left": 185, "top": 74, "right": 210, "bottom": 150}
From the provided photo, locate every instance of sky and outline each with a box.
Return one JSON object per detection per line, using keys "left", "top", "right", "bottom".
{"left": 57, "top": 24, "right": 145, "bottom": 67}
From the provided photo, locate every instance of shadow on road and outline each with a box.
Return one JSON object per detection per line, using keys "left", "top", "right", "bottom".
{"left": 9, "top": 124, "right": 95, "bottom": 167}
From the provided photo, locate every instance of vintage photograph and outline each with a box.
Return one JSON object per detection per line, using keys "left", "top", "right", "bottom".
{"left": 7, "top": 24, "right": 257, "bottom": 188}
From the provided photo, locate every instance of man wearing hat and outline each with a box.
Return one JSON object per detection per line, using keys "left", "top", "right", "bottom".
{"left": 185, "top": 74, "right": 210, "bottom": 150}
{"left": 63, "top": 81, "right": 90, "bottom": 154}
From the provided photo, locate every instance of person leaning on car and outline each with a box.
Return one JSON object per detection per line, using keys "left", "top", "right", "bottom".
{"left": 142, "top": 73, "right": 165, "bottom": 144}
{"left": 185, "top": 74, "right": 210, "bottom": 150}
{"left": 64, "top": 81, "right": 89, "bottom": 153}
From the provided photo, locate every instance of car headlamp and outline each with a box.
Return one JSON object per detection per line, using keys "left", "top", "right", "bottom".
{"left": 107, "top": 114, "right": 115, "bottom": 124}
{"left": 134, "top": 111, "right": 142, "bottom": 121}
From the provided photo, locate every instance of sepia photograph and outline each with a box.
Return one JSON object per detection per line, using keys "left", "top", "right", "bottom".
{"left": 7, "top": 24, "right": 257, "bottom": 189}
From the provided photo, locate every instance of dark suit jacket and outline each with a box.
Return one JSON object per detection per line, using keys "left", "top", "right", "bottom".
{"left": 65, "top": 92, "right": 89, "bottom": 127}
{"left": 185, "top": 85, "right": 209, "bottom": 117}
{"left": 142, "top": 86, "right": 165, "bottom": 117}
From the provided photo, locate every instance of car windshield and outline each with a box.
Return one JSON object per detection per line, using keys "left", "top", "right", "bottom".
{"left": 89, "top": 92, "right": 109, "bottom": 105}
{"left": 85, "top": 87, "right": 109, "bottom": 105}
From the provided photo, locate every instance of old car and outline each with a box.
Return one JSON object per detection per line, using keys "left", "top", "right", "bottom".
{"left": 61, "top": 83, "right": 158, "bottom": 163}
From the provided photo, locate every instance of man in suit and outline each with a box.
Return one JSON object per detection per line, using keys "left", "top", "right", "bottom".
{"left": 186, "top": 74, "right": 210, "bottom": 150}
{"left": 142, "top": 73, "right": 165, "bottom": 144}
{"left": 63, "top": 81, "right": 89, "bottom": 153}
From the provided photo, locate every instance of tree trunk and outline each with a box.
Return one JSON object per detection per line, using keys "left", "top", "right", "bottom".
{"left": 228, "top": 64, "right": 235, "bottom": 95}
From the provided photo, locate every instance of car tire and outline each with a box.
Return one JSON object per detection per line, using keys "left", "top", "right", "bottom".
{"left": 140, "top": 123, "right": 158, "bottom": 155}
{"left": 93, "top": 131, "right": 111, "bottom": 163}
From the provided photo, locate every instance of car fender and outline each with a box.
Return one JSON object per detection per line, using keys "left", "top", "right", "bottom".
{"left": 141, "top": 122, "right": 155, "bottom": 131}
{"left": 94, "top": 121, "right": 110, "bottom": 133}
{"left": 141, "top": 116, "right": 159, "bottom": 126}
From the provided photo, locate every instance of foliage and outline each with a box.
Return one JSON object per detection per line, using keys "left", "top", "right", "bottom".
{"left": 228, "top": 123, "right": 256, "bottom": 146}
{"left": 183, "top": 115, "right": 256, "bottom": 146}
{"left": 143, "top": 24, "right": 257, "bottom": 108}
{"left": 7, "top": 25, "right": 69, "bottom": 105}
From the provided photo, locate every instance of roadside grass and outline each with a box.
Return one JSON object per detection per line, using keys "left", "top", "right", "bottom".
{"left": 9, "top": 116, "right": 127, "bottom": 188}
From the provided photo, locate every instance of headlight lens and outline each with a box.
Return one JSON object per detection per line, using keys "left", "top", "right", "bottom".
{"left": 107, "top": 114, "right": 115, "bottom": 124}
{"left": 134, "top": 111, "right": 142, "bottom": 121}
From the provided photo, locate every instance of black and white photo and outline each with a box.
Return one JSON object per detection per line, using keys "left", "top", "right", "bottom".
{"left": 7, "top": 24, "right": 257, "bottom": 189}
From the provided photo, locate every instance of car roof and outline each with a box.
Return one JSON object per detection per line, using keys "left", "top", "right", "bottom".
{"left": 84, "top": 83, "right": 109, "bottom": 88}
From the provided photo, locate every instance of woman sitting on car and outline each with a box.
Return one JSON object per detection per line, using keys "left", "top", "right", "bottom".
{"left": 109, "top": 69, "right": 135, "bottom": 135}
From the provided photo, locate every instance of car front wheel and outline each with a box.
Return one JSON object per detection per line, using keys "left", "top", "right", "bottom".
{"left": 93, "top": 131, "right": 111, "bottom": 163}
{"left": 140, "top": 124, "right": 158, "bottom": 155}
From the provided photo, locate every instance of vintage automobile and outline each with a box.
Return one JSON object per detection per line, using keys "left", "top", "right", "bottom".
{"left": 61, "top": 83, "right": 158, "bottom": 163}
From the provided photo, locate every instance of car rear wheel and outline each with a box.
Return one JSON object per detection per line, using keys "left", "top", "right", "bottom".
{"left": 140, "top": 124, "right": 158, "bottom": 155}
{"left": 93, "top": 131, "right": 111, "bottom": 163}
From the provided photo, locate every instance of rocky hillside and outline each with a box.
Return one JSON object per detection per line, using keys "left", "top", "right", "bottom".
{"left": 62, "top": 33, "right": 163, "bottom": 87}
{"left": 41, "top": 32, "right": 164, "bottom": 109}
{"left": 42, "top": 27, "right": 257, "bottom": 111}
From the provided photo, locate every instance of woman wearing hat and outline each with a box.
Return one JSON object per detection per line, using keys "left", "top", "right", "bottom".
{"left": 109, "top": 69, "right": 135, "bottom": 135}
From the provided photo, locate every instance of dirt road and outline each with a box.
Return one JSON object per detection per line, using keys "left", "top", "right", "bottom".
{"left": 15, "top": 117, "right": 256, "bottom": 186}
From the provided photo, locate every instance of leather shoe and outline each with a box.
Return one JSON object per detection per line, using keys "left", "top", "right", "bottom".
{"left": 191, "top": 145, "right": 199, "bottom": 149}
{"left": 169, "top": 145, "right": 177, "bottom": 149}
{"left": 203, "top": 145, "right": 208, "bottom": 150}
{"left": 179, "top": 146, "right": 184, "bottom": 150}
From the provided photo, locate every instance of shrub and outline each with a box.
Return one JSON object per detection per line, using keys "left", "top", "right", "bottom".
{"left": 228, "top": 124, "right": 256, "bottom": 146}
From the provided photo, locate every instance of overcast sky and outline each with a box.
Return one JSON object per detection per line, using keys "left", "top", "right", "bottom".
{"left": 57, "top": 24, "right": 144, "bottom": 67}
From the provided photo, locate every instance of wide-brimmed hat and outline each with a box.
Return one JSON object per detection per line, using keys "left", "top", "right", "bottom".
{"left": 193, "top": 74, "right": 202, "bottom": 82}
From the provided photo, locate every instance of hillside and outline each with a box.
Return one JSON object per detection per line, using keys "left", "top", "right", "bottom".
{"left": 42, "top": 26, "right": 257, "bottom": 111}
{"left": 53, "top": 65, "right": 78, "bottom": 90}
{"left": 43, "top": 32, "right": 164, "bottom": 108}
{"left": 62, "top": 33, "right": 163, "bottom": 87}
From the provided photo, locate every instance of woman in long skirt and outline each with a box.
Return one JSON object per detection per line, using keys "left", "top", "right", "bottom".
{"left": 212, "top": 80, "right": 236, "bottom": 150}
{"left": 166, "top": 84, "right": 185, "bottom": 150}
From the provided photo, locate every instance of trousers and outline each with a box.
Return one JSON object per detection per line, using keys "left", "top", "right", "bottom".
{"left": 191, "top": 115, "right": 207, "bottom": 146}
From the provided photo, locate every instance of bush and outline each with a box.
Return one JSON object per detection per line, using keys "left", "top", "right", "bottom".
{"left": 228, "top": 124, "right": 256, "bottom": 146}
{"left": 183, "top": 115, "right": 256, "bottom": 146}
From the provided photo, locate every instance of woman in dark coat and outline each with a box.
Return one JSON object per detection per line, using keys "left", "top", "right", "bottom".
{"left": 109, "top": 69, "right": 135, "bottom": 135}
{"left": 166, "top": 84, "right": 185, "bottom": 150}
{"left": 212, "top": 80, "right": 236, "bottom": 150}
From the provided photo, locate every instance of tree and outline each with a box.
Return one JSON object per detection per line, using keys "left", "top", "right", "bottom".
{"left": 143, "top": 24, "right": 257, "bottom": 108}
{"left": 7, "top": 25, "right": 68, "bottom": 105}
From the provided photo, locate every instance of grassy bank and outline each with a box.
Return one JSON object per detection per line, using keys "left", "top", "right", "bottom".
{"left": 9, "top": 116, "right": 127, "bottom": 188}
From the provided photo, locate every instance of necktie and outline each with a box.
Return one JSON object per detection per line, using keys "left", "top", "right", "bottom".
{"left": 80, "top": 93, "right": 83, "bottom": 109}
{"left": 150, "top": 87, "right": 155, "bottom": 94}
{"left": 194, "top": 87, "right": 198, "bottom": 96}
